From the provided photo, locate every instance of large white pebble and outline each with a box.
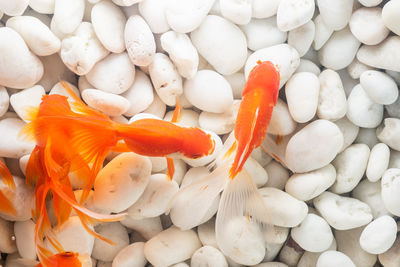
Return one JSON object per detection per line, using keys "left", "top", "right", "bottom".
{"left": 138, "top": 0, "right": 170, "bottom": 34}
{"left": 125, "top": 15, "right": 155, "bottom": 67}
{"left": 381, "top": 168, "right": 400, "bottom": 216}
{"left": 165, "top": 0, "right": 214, "bottom": 33}
{"left": 252, "top": 0, "right": 281, "bottom": 19}
{"left": 317, "top": 69, "right": 347, "bottom": 121}
{"left": 360, "top": 70, "right": 399, "bottom": 105}
{"left": 120, "top": 216, "right": 162, "bottom": 240}
{"left": 0, "top": 27, "right": 44, "bottom": 89}
{"left": 10, "top": 85, "right": 46, "bottom": 122}
{"left": 318, "top": 27, "right": 361, "bottom": 70}
{"left": 184, "top": 70, "right": 233, "bottom": 113}
{"left": 292, "top": 214, "right": 333, "bottom": 252}
{"left": 144, "top": 226, "right": 202, "bottom": 266}
{"left": 314, "top": 192, "right": 373, "bottom": 230}
{"left": 92, "top": 0, "right": 126, "bottom": 53}
{"left": 245, "top": 44, "right": 300, "bottom": 89}
{"left": 161, "top": 31, "right": 198, "bottom": 79}
{"left": 313, "top": 15, "right": 334, "bottom": 51}
{"left": 112, "top": 242, "right": 147, "bottom": 267}
{"left": 86, "top": 52, "right": 135, "bottom": 94}
{"left": 316, "top": 251, "right": 356, "bottom": 267}
{"left": 149, "top": 53, "right": 182, "bottom": 106}
{"left": 276, "top": 0, "right": 315, "bottom": 32}
{"left": 317, "top": 0, "right": 354, "bottom": 31}
{"left": 286, "top": 119, "right": 344, "bottom": 173}
{"left": 191, "top": 246, "right": 228, "bottom": 267}
{"left": 6, "top": 16, "right": 60, "bottom": 56}
{"left": 0, "top": 118, "right": 34, "bottom": 159}
{"left": 191, "top": 15, "right": 247, "bottom": 75}
{"left": 330, "top": 144, "right": 370, "bottom": 194}
{"left": 347, "top": 84, "right": 383, "bottom": 128}
{"left": 259, "top": 187, "right": 308, "bottom": 227}
{"left": 220, "top": 0, "right": 252, "bottom": 25}
{"left": 377, "top": 118, "right": 400, "bottom": 151}
{"left": 82, "top": 89, "right": 130, "bottom": 116}
{"left": 93, "top": 153, "right": 151, "bottom": 213}
{"left": 285, "top": 72, "right": 320, "bottom": 123}
{"left": 360, "top": 215, "right": 396, "bottom": 254}
{"left": 14, "top": 220, "right": 35, "bottom": 260}
{"left": 0, "top": 0, "right": 29, "bottom": 16}
{"left": 92, "top": 222, "right": 129, "bottom": 262}
{"left": 285, "top": 164, "right": 336, "bottom": 201}
{"left": 382, "top": 0, "right": 400, "bottom": 36}
{"left": 53, "top": 0, "right": 84, "bottom": 34}
{"left": 366, "top": 143, "right": 390, "bottom": 182}
{"left": 61, "top": 22, "right": 109, "bottom": 75}
{"left": 0, "top": 218, "right": 17, "bottom": 254}
{"left": 29, "top": 0, "right": 55, "bottom": 14}
{"left": 288, "top": 21, "right": 315, "bottom": 57}
{"left": 352, "top": 180, "right": 389, "bottom": 219}
{"left": 267, "top": 99, "right": 297, "bottom": 136}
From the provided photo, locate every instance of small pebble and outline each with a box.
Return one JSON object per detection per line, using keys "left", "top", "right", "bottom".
{"left": 334, "top": 116, "right": 359, "bottom": 152}
{"left": 0, "top": 0, "right": 29, "bottom": 16}
{"left": 29, "top": 0, "right": 55, "bottom": 14}
{"left": 276, "top": 0, "right": 315, "bottom": 32}
{"left": 0, "top": 118, "right": 35, "bottom": 159}
{"left": 377, "top": 118, "right": 400, "bottom": 151}
{"left": 120, "top": 216, "right": 163, "bottom": 240}
{"left": 378, "top": 234, "right": 400, "bottom": 267}
{"left": 0, "top": 218, "right": 17, "bottom": 254}
{"left": 317, "top": 0, "right": 353, "bottom": 31}
{"left": 295, "top": 59, "right": 321, "bottom": 75}
{"left": 267, "top": 99, "right": 297, "bottom": 136}
{"left": 360, "top": 70, "right": 399, "bottom": 105}
{"left": 366, "top": 143, "right": 390, "bottom": 182}
{"left": 264, "top": 160, "right": 290, "bottom": 190}
{"left": 191, "top": 246, "right": 228, "bottom": 267}
{"left": 14, "top": 220, "right": 35, "bottom": 260}
{"left": 252, "top": 0, "right": 280, "bottom": 19}
{"left": 288, "top": 21, "right": 315, "bottom": 57}
{"left": 316, "top": 251, "right": 356, "bottom": 267}
{"left": 112, "top": 242, "right": 147, "bottom": 267}
{"left": 138, "top": 0, "right": 170, "bottom": 34}
{"left": 382, "top": 0, "right": 400, "bottom": 36}
{"left": 9, "top": 85, "right": 46, "bottom": 122}
{"left": 220, "top": 0, "right": 252, "bottom": 25}
{"left": 82, "top": 89, "right": 131, "bottom": 116}
{"left": 381, "top": 168, "right": 400, "bottom": 216}
{"left": 347, "top": 58, "right": 374, "bottom": 80}
{"left": 313, "top": 15, "right": 333, "bottom": 51}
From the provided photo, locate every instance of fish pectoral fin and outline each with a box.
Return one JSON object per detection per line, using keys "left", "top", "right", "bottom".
{"left": 166, "top": 157, "right": 175, "bottom": 181}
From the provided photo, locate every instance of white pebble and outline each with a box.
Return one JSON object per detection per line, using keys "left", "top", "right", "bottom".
{"left": 53, "top": 0, "right": 84, "bottom": 34}
{"left": 149, "top": 53, "right": 183, "bottom": 106}
{"left": 165, "top": 109, "right": 200, "bottom": 128}
{"left": 49, "top": 81, "right": 80, "bottom": 100}
{"left": 10, "top": 85, "right": 46, "bottom": 122}
{"left": 0, "top": 118, "right": 34, "bottom": 159}
{"left": 6, "top": 16, "right": 60, "bottom": 56}
{"left": 286, "top": 119, "right": 344, "bottom": 173}
{"left": 346, "top": 84, "right": 383, "bottom": 128}
{"left": 138, "top": 0, "right": 170, "bottom": 34}
{"left": 366, "top": 143, "right": 390, "bottom": 182}
{"left": 259, "top": 187, "right": 308, "bottom": 227}
{"left": 0, "top": 86, "right": 9, "bottom": 118}
{"left": 112, "top": 0, "right": 142, "bottom": 6}
{"left": 267, "top": 99, "right": 297, "bottom": 136}
{"left": 360, "top": 70, "right": 399, "bottom": 105}
{"left": 142, "top": 94, "right": 166, "bottom": 119}
{"left": 14, "top": 220, "right": 35, "bottom": 260}
{"left": 144, "top": 226, "right": 202, "bottom": 267}
{"left": 0, "top": 27, "right": 44, "bottom": 89}
{"left": 330, "top": 144, "right": 370, "bottom": 194}
{"left": 191, "top": 15, "right": 247, "bottom": 75}
{"left": 112, "top": 242, "right": 147, "bottom": 267}
{"left": 29, "top": 0, "right": 55, "bottom": 14}
{"left": 38, "top": 54, "right": 75, "bottom": 92}
{"left": 92, "top": 0, "right": 126, "bottom": 53}
{"left": 334, "top": 116, "right": 359, "bottom": 152}
{"left": 313, "top": 192, "right": 373, "bottom": 230}
{"left": 316, "top": 251, "right": 356, "bottom": 267}
{"left": 264, "top": 161, "right": 289, "bottom": 190}
{"left": 317, "top": 0, "right": 354, "bottom": 31}
{"left": 285, "top": 164, "right": 336, "bottom": 201}
{"left": 220, "top": 0, "right": 251, "bottom": 25}
{"left": 377, "top": 118, "right": 400, "bottom": 151}
{"left": 285, "top": 72, "right": 320, "bottom": 123}
{"left": 0, "top": 218, "right": 17, "bottom": 254}
{"left": 197, "top": 218, "right": 217, "bottom": 248}
{"left": 86, "top": 52, "right": 135, "bottom": 94}
{"left": 184, "top": 70, "right": 233, "bottom": 113}
{"left": 252, "top": 0, "right": 280, "bottom": 19}
{"left": 288, "top": 21, "right": 315, "bottom": 57}
{"left": 347, "top": 58, "right": 374, "bottom": 79}
{"left": 276, "top": 0, "right": 315, "bottom": 32}
{"left": 0, "top": 0, "right": 29, "bottom": 16}
{"left": 352, "top": 180, "right": 389, "bottom": 219}
{"left": 359, "top": 0, "right": 382, "bottom": 7}
{"left": 381, "top": 168, "right": 400, "bottom": 216}
{"left": 224, "top": 72, "right": 245, "bottom": 99}
{"left": 161, "top": 31, "right": 198, "bottom": 79}
{"left": 82, "top": 89, "right": 130, "bottom": 116}
{"left": 120, "top": 216, "right": 162, "bottom": 240}
{"left": 318, "top": 27, "right": 361, "bottom": 70}
{"left": 360, "top": 215, "right": 397, "bottom": 254}
{"left": 191, "top": 246, "right": 228, "bottom": 267}
{"left": 313, "top": 15, "right": 334, "bottom": 50}
{"left": 379, "top": 234, "right": 400, "bottom": 267}
{"left": 125, "top": 15, "right": 155, "bottom": 67}
{"left": 295, "top": 59, "right": 320, "bottom": 75}
{"left": 382, "top": 0, "right": 400, "bottom": 36}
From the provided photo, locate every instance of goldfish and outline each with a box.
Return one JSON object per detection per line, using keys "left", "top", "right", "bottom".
{"left": 0, "top": 159, "right": 16, "bottom": 215}
{"left": 35, "top": 251, "right": 85, "bottom": 267}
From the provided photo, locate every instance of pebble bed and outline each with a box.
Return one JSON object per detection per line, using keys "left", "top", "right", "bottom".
{"left": 0, "top": 0, "right": 400, "bottom": 267}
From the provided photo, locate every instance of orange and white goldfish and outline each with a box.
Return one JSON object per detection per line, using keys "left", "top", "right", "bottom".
{"left": 35, "top": 252, "right": 84, "bottom": 267}
{"left": 0, "top": 159, "right": 16, "bottom": 215}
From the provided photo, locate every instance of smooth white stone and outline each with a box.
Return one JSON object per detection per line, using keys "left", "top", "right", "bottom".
{"left": 295, "top": 59, "right": 321, "bottom": 76}
{"left": 285, "top": 164, "right": 336, "bottom": 201}
{"left": 317, "top": 0, "right": 354, "bottom": 31}
{"left": 360, "top": 70, "right": 399, "bottom": 105}
{"left": 360, "top": 215, "right": 396, "bottom": 254}
{"left": 288, "top": 21, "right": 315, "bottom": 57}
{"left": 0, "top": 0, "right": 28, "bottom": 16}
{"left": 61, "top": 22, "right": 109, "bottom": 75}
{"left": 224, "top": 72, "right": 245, "bottom": 99}
{"left": 165, "top": 0, "right": 215, "bottom": 33}
{"left": 317, "top": 69, "right": 347, "bottom": 121}
{"left": 0, "top": 86, "right": 9, "bottom": 117}
{"left": 0, "top": 27, "right": 44, "bottom": 89}
{"left": 241, "top": 17, "right": 287, "bottom": 51}
{"left": 14, "top": 220, "right": 35, "bottom": 260}
{"left": 191, "top": 15, "right": 247, "bottom": 75}
{"left": 165, "top": 109, "right": 200, "bottom": 128}
{"left": 49, "top": 81, "right": 80, "bottom": 101}
{"left": 138, "top": 0, "right": 170, "bottom": 34}
{"left": 318, "top": 27, "right": 361, "bottom": 70}
{"left": 285, "top": 72, "right": 320, "bottom": 123}
{"left": 142, "top": 94, "right": 166, "bottom": 118}
{"left": 379, "top": 234, "right": 400, "bottom": 267}
{"left": 93, "top": 153, "right": 151, "bottom": 213}
{"left": 264, "top": 160, "right": 289, "bottom": 190}
{"left": 297, "top": 239, "right": 337, "bottom": 267}
{"left": 29, "top": 0, "right": 55, "bottom": 14}
{"left": 6, "top": 16, "right": 60, "bottom": 56}
{"left": 244, "top": 157, "right": 269, "bottom": 188}
{"left": 359, "top": 0, "right": 382, "bottom": 7}
{"left": 381, "top": 168, "right": 400, "bottom": 216}
{"left": 276, "top": 0, "right": 315, "bottom": 32}
{"left": 125, "top": 15, "right": 155, "bottom": 67}
{"left": 149, "top": 53, "right": 182, "bottom": 106}
{"left": 316, "top": 251, "right": 356, "bottom": 267}
{"left": 197, "top": 218, "right": 217, "bottom": 248}
{"left": 251, "top": 147, "right": 273, "bottom": 167}
{"left": 267, "top": 99, "right": 297, "bottom": 136}
{"left": 349, "top": 7, "right": 389, "bottom": 45}
{"left": 347, "top": 58, "right": 374, "bottom": 79}
{"left": 112, "top": 0, "right": 143, "bottom": 6}
{"left": 92, "top": 0, "right": 126, "bottom": 53}
{"left": 389, "top": 150, "right": 400, "bottom": 169}
{"left": 338, "top": 69, "right": 358, "bottom": 97}
{"left": 144, "top": 227, "right": 202, "bottom": 267}
{"left": 112, "top": 242, "right": 147, "bottom": 267}
{"left": 334, "top": 117, "right": 359, "bottom": 152}
{"left": 82, "top": 89, "right": 130, "bottom": 116}
{"left": 53, "top": 0, "right": 84, "bottom": 34}
{"left": 352, "top": 180, "right": 389, "bottom": 219}
{"left": 366, "top": 143, "right": 390, "bottom": 182}
{"left": 356, "top": 127, "right": 379, "bottom": 149}
{"left": 346, "top": 84, "right": 383, "bottom": 128}
{"left": 314, "top": 192, "right": 373, "bottom": 230}
{"left": 382, "top": 0, "right": 400, "bottom": 36}
{"left": 0, "top": 118, "right": 34, "bottom": 159}
{"left": 286, "top": 119, "right": 343, "bottom": 173}
{"left": 377, "top": 118, "right": 400, "bottom": 151}
{"left": 357, "top": 36, "right": 400, "bottom": 72}
{"left": 38, "top": 54, "right": 76, "bottom": 92}
{"left": 220, "top": 0, "right": 251, "bottom": 25}
{"left": 120, "top": 216, "right": 162, "bottom": 240}
{"left": 245, "top": 44, "right": 300, "bottom": 89}
{"left": 259, "top": 187, "right": 308, "bottom": 227}
{"left": 86, "top": 52, "right": 135, "bottom": 94}
{"left": 121, "top": 71, "right": 154, "bottom": 117}
{"left": 191, "top": 246, "right": 228, "bottom": 267}
{"left": 92, "top": 222, "right": 129, "bottom": 262}
{"left": 10, "top": 85, "right": 46, "bottom": 122}
{"left": 184, "top": 70, "right": 233, "bottom": 113}
{"left": 198, "top": 100, "right": 238, "bottom": 135}
{"left": 313, "top": 15, "right": 334, "bottom": 51}
{"left": 0, "top": 218, "right": 17, "bottom": 254}
{"left": 161, "top": 31, "right": 198, "bottom": 79}
{"left": 292, "top": 214, "right": 333, "bottom": 253}
{"left": 330, "top": 144, "right": 370, "bottom": 194}
{"left": 252, "top": 0, "right": 281, "bottom": 18}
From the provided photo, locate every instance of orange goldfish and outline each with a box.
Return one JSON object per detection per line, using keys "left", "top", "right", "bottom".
{"left": 0, "top": 159, "right": 16, "bottom": 215}
{"left": 35, "top": 252, "right": 82, "bottom": 267}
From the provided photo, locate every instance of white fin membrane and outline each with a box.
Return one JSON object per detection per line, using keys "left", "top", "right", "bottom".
{"left": 261, "top": 134, "right": 288, "bottom": 168}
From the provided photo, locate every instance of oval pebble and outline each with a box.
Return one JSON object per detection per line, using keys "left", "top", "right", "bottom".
{"left": 53, "top": 0, "right": 84, "bottom": 34}
{"left": 220, "top": 0, "right": 251, "bottom": 25}
{"left": 112, "top": 242, "right": 147, "bottom": 267}
{"left": 267, "top": 99, "right": 297, "bottom": 136}
{"left": 334, "top": 116, "right": 359, "bottom": 152}
{"left": 14, "top": 220, "right": 35, "bottom": 260}
{"left": 0, "top": 0, "right": 29, "bottom": 16}
{"left": 317, "top": 0, "right": 353, "bottom": 31}
{"left": 199, "top": 104, "right": 237, "bottom": 135}
{"left": 382, "top": 0, "right": 400, "bottom": 36}
{"left": 359, "top": 0, "right": 382, "bottom": 7}
{"left": 316, "top": 251, "right": 356, "bottom": 267}
{"left": 252, "top": 0, "right": 280, "bottom": 19}
{"left": 82, "top": 89, "right": 131, "bottom": 117}
{"left": 276, "top": 0, "right": 315, "bottom": 32}
{"left": 138, "top": 0, "right": 170, "bottom": 34}
{"left": 313, "top": 15, "right": 334, "bottom": 51}
{"left": 0, "top": 218, "right": 17, "bottom": 254}
{"left": 0, "top": 118, "right": 34, "bottom": 159}
{"left": 120, "top": 216, "right": 162, "bottom": 240}
{"left": 286, "top": 119, "right": 344, "bottom": 173}
{"left": 377, "top": 118, "right": 400, "bottom": 151}
{"left": 38, "top": 54, "right": 76, "bottom": 92}
{"left": 191, "top": 246, "right": 228, "bottom": 267}
{"left": 379, "top": 234, "right": 400, "bottom": 267}
{"left": 366, "top": 143, "right": 390, "bottom": 182}
{"left": 10, "top": 85, "right": 46, "bottom": 122}
{"left": 198, "top": 218, "right": 217, "bottom": 248}
{"left": 360, "top": 70, "right": 399, "bottom": 105}
{"left": 381, "top": 168, "right": 400, "bottom": 216}
{"left": 347, "top": 57, "right": 374, "bottom": 80}
{"left": 288, "top": 21, "right": 315, "bottom": 57}
{"left": 29, "top": 0, "right": 55, "bottom": 14}
{"left": 314, "top": 192, "right": 373, "bottom": 230}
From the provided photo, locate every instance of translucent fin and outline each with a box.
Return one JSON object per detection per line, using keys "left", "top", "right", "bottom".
{"left": 260, "top": 134, "right": 287, "bottom": 168}
{"left": 171, "top": 97, "right": 181, "bottom": 123}
{"left": 166, "top": 157, "right": 175, "bottom": 181}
